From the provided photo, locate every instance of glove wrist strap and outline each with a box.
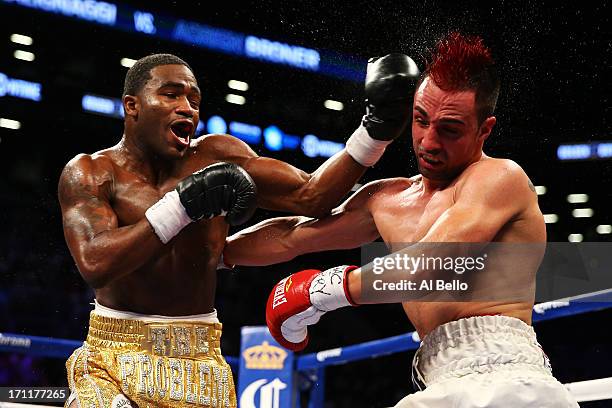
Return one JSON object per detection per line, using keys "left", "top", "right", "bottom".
{"left": 343, "top": 266, "right": 358, "bottom": 306}
{"left": 346, "top": 124, "right": 392, "bottom": 167}
{"left": 310, "top": 265, "right": 358, "bottom": 311}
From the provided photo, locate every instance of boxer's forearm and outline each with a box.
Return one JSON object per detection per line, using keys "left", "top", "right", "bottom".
{"left": 225, "top": 204, "right": 377, "bottom": 267}
{"left": 250, "top": 151, "right": 366, "bottom": 219}
{"left": 299, "top": 150, "right": 366, "bottom": 217}
{"left": 69, "top": 219, "right": 164, "bottom": 289}
{"left": 225, "top": 217, "right": 309, "bottom": 266}
{"left": 347, "top": 268, "right": 365, "bottom": 304}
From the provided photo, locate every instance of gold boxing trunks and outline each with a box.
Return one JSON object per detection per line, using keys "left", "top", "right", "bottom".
{"left": 65, "top": 310, "right": 236, "bottom": 408}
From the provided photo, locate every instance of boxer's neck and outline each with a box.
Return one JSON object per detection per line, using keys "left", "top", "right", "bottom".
{"left": 420, "top": 151, "right": 487, "bottom": 193}
{"left": 117, "top": 135, "right": 177, "bottom": 185}
{"left": 420, "top": 176, "right": 452, "bottom": 193}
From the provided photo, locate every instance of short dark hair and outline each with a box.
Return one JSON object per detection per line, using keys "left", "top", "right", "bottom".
{"left": 122, "top": 53, "right": 192, "bottom": 97}
{"left": 419, "top": 32, "right": 500, "bottom": 124}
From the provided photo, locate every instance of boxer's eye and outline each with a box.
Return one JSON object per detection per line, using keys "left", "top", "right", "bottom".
{"left": 441, "top": 127, "right": 460, "bottom": 137}
{"left": 415, "top": 117, "right": 428, "bottom": 126}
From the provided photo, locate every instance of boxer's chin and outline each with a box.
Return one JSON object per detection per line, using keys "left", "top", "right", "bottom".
{"left": 418, "top": 164, "right": 438, "bottom": 178}
{"left": 419, "top": 165, "right": 451, "bottom": 181}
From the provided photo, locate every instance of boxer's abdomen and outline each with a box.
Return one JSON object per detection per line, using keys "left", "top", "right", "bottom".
{"left": 95, "top": 217, "right": 228, "bottom": 316}
{"left": 403, "top": 301, "right": 534, "bottom": 339}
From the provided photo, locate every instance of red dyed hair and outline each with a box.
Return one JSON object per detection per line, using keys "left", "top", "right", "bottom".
{"left": 423, "top": 32, "right": 500, "bottom": 123}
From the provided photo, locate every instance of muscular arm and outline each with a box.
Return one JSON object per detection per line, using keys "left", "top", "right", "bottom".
{"left": 58, "top": 154, "right": 163, "bottom": 289}
{"left": 348, "top": 160, "right": 542, "bottom": 303}
{"left": 224, "top": 181, "right": 382, "bottom": 266}
{"left": 205, "top": 135, "right": 366, "bottom": 218}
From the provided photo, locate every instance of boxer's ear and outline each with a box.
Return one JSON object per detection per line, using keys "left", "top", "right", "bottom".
{"left": 123, "top": 95, "right": 139, "bottom": 119}
{"left": 478, "top": 116, "right": 496, "bottom": 141}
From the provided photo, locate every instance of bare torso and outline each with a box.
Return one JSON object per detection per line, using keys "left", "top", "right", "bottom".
{"left": 368, "top": 158, "right": 546, "bottom": 338}
{"left": 86, "top": 139, "right": 229, "bottom": 315}
{"left": 62, "top": 124, "right": 368, "bottom": 317}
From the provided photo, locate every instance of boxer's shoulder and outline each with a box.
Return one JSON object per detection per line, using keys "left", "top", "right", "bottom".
{"left": 64, "top": 147, "right": 115, "bottom": 168}
{"left": 191, "top": 133, "right": 237, "bottom": 149}
{"left": 376, "top": 177, "right": 416, "bottom": 193}
{"left": 60, "top": 151, "right": 115, "bottom": 188}
{"left": 463, "top": 157, "right": 528, "bottom": 183}
{"left": 190, "top": 133, "right": 257, "bottom": 163}
{"left": 456, "top": 157, "right": 533, "bottom": 199}
{"left": 59, "top": 153, "right": 115, "bottom": 207}
{"left": 355, "top": 177, "right": 413, "bottom": 202}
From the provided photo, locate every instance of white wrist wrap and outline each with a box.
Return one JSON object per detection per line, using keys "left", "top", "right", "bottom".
{"left": 309, "top": 266, "right": 353, "bottom": 312}
{"left": 345, "top": 125, "right": 392, "bottom": 167}
{"left": 145, "top": 190, "right": 192, "bottom": 244}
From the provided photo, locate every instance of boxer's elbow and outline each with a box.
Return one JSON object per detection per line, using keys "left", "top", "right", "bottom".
{"left": 76, "top": 252, "right": 121, "bottom": 289}
{"left": 294, "top": 188, "right": 330, "bottom": 218}
{"left": 297, "top": 207, "right": 329, "bottom": 220}
{"left": 77, "top": 262, "right": 111, "bottom": 289}
{"left": 87, "top": 275, "right": 111, "bottom": 290}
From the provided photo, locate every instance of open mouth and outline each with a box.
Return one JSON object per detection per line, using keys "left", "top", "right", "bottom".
{"left": 170, "top": 121, "right": 194, "bottom": 147}
{"left": 420, "top": 154, "right": 442, "bottom": 166}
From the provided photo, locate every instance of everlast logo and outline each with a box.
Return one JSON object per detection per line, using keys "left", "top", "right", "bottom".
{"left": 272, "top": 277, "right": 290, "bottom": 309}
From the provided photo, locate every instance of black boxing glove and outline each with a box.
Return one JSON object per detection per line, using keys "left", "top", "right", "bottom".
{"left": 346, "top": 54, "right": 419, "bottom": 167}
{"left": 177, "top": 162, "right": 257, "bottom": 225}
{"left": 145, "top": 162, "right": 257, "bottom": 243}
{"left": 363, "top": 54, "right": 418, "bottom": 141}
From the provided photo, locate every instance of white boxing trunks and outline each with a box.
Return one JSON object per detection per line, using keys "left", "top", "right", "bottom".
{"left": 393, "top": 315, "right": 579, "bottom": 407}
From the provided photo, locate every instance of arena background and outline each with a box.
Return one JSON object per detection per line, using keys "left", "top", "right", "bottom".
{"left": 0, "top": 0, "right": 610, "bottom": 406}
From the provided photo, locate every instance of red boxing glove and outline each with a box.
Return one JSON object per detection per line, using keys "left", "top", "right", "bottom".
{"left": 266, "top": 265, "right": 357, "bottom": 351}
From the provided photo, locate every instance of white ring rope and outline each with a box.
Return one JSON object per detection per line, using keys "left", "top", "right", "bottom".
{"left": 565, "top": 376, "right": 612, "bottom": 402}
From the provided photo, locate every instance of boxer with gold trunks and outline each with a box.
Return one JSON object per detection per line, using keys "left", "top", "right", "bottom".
{"left": 58, "top": 53, "right": 416, "bottom": 407}
{"left": 66, "top": 303, "right": 233, "bottom": 407}
{"left": 225, "top": 33, "right": 579, "bottom": 407}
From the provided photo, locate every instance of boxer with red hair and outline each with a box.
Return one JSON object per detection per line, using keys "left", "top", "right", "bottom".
{"left": 226, "top": 33, "right": 578, "bottom": 407}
